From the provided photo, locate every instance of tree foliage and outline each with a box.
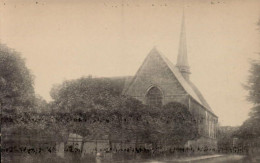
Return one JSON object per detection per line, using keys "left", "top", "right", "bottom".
{"left": 50, "top": 77, "right": 125, "bottom": 112}
{"left": 160, "top": 102, "right": 199, "bottom": 146}
{"left": 218, "top": 126, "right": 238, "bottom": 150}
{"left": 50, "top": 77, "right": 199, "bottom": 147}
{"left": 0, "top": 45, "right": 58, "bottom": 154}
{"left": 0, "top": 44, "right": 36, "bottom": 130}
{"left": 236, "top": 19, "right": 260, "bottom": 140}
{"left": 235, "top": 105, "right": 260, "bottom": 139}
{"left": 0, "top": 44, "right": 199, "bottom": 147}
{"left": 245, "top": 59, "right": 260, "bottom": 105}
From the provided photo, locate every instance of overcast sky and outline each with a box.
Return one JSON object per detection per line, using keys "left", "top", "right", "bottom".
{"left": 1, "top": 0, "right": 260, "bottom": 126}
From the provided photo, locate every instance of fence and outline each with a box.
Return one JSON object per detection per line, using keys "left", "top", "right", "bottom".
{"left": 1, "top": 132, "right": 222, "bottom": 162}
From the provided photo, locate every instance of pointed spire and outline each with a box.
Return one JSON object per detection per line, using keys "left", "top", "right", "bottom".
{"left": 176, "top": 9, "right": 190, "bottom": 80}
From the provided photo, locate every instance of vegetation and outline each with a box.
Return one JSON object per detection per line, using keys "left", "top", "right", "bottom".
{"left": 50, "top": 77, "right": 199, "bottom": 146}
{"left": 234, "top": 57, "right": 260, "bottom": 146}
{"left": 0, "top": 44, "right": 199, "bottom": 162}
{"left": 0, "top": 44, "right": 35, "bottom": 116}
{"left": 235, "top": 20, "right": 260, "bottom": 140}
{"left": 229, "top": 19, "right": 260, "bottom": 158}
{"left": 217, "top": 126, "right": 239, "bottom": 152}
{"left": 0, "top": 44, "right": 39, "bottom": 138}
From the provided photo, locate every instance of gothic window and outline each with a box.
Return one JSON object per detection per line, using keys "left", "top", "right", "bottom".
{"left": 146, "top": 87, "right": 163, "bottom": 108}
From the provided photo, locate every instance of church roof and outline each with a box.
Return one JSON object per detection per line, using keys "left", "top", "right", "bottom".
{"left": 123, "top": 48, "right": 216, "bottom": 117}
{"left": 156, "top": 48, "right": 216, "bottom": 116}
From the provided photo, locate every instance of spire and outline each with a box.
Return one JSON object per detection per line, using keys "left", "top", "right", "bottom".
{"left": 176, "top": 9, "right": 190, "bottom": 80}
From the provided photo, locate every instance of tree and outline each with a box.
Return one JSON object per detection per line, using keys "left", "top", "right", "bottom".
{"left": 49, "top": 77, "right": 131, "bottom": 138}
{"left": 217, "top": 126, "right": 239, "bottom": 152}
{"left": 159, "top": 102, "right": 199, "bottom": 147}
{"left": 235, "top": 106, "right": 260, "bottom": 140}
{"left": 50, "top": 77, "right": 200, "bottom": 148}
{"left": 236, "top": 19, "right": 260, "bottom": 141}
{"left": 50, "top": 77, "right": 125, "bottom": 112}
{"left": 245, "top": 59, "right": 260, "bottom": 105}
{"left": 34, "top": 95, "right": 48, "bottom": 113}
{"left": 0, "top": 45, "right": 50, "bottom": 162}
{"left": 0, "top": 44, "right": 35, "bottom": 129}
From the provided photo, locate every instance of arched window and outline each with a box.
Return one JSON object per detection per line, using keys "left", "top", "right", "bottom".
{"left": 146, "top": 87, "right": 163, "bottom": 108}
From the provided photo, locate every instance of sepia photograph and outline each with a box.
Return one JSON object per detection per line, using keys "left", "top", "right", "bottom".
{"left": 0, "top": 0, "right": 260, "bottom": 162}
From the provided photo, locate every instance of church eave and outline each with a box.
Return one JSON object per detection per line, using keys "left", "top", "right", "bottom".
{"left": 189, "top": 95, "right": 218, "bottom": 118}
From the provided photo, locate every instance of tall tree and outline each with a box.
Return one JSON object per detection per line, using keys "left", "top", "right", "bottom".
{"left": 236, "top": 19, "right": 260, "bottom": 139}
{"left": 0, "top": 44, "right": 35, "bottom": 128}
{"left": 245, "top": 59, "right": 260, "bottom": 105}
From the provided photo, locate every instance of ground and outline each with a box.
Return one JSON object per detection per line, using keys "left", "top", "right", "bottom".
{"left": 115, "top": 155, "right": 259, "bottom": 163}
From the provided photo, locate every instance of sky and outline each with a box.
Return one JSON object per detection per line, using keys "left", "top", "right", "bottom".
{"left": 1, "top": 0, "right": 260, "bottom": 126}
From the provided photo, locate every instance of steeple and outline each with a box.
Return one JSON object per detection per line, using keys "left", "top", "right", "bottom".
{"left": 176, "top": 10, "right": 190, "bottom": 81}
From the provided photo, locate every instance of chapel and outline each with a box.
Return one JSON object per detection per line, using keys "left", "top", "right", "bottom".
{"left": 122, "top": 13, "right": 218, "bottom": 148}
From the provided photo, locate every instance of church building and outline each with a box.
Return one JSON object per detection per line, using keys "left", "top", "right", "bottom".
{"left": 122, "top": 14, "right": 218, "bottom": 149}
